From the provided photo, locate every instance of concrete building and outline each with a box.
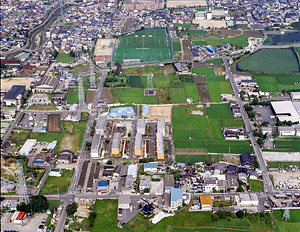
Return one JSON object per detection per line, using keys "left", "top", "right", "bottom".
{"left": 294, "top": 125, "right": 300, "bottom": 136}
{"left": 278, "top": 126, "right": 296, "bottom": 137}
{"left": 134, "top": 133, "right": 142, "bottom": 157}
{"left": 91, "top": 116, "right": 106, "bottom": 158}
{"left": 49, "top": 168, "right": 62, "bottom": 177}
{"left": 95, "top": 116, "right": 106, "bottom": 134}
{"left": 118, "top": 195, "right": 131, "bottom": 209}
{"left": 127, "top": 164, "right": 138, "bottom": 178}
{"left": 271, "top": 101, "right": 300, "bottom": 123}
{"left": 3, "top": 85, "right": 26, "bottom": 106}
{"left": 156, "top": 132, "right": 164, "bottom": 161}
{"left": 291, "top": 92, "right": 300, "bottom": 101}
{"left": 144, "top": 163, "right": 158, "bottom": 173}
{"left": 204, "top": 180, "right": 218, "bottom": 192}
{"left": 167, "top": 0, "right": 207, "bottom": 8}
{"left": 199, "top": 195, "right": 212, "bottom": 211}
{"left": 235, "top": 193, "right": 259, "bottom": 207}
{"left": 111, "top": 133, "right": 121, "bottom": 157}
{"left": 137, "top": 119, "right": 146, "bottom": 135}
{"left": 157, "top": 119, "right": 165, "bottom": 136}
{"left": 171, "top": 188, "right": 183, "bottom": 210}
{"left": 123, "top": 0, "right": 164, "bottom": 10}
{"left": 35, "top": 76, "right": 59, "bottom": 93}
{"left": 97, "top": 181, "right": 109, "bottom": 194}
{"left": 19, "top": 139, "right": 37, "bottom": 156}
{"left": 139, "top": 178, "right": 151, "bottom": 191}
{"left": 164, "top": 174, "right": 174, "bottom": 192}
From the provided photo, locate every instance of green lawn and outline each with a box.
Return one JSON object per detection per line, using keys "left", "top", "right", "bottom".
{"left": 176, "top": 155, "right": 210, "bottom": 164}
{"left": 184, "top": 83, "right": 200, "bottom": 103}
{"left": 249, "top": 179, "right": 264, "bottom": 192}
{"left": 172, "top": 41, "right": 182, "bottom": 52}
{"left": 276, "top": 222, "right": 300, "bottom": 232}
{"left": 206, "top": 58, "right": 223, "bottom": 64}
{"left": 207, "top": 104, "right": 233, "bottom": 119}
{"left": 48, "top": 200, "right": 61, "bottom": 211}
{"left": 66, "top": 88, "right": 79, "bottom": 104}
{"left": 274, "top": 209, "right": 300, "bottom": 223}
{"left": 92, "top": 199, "right": 122, "bottom": 232}
{"left": 173, "top": 23, "right": 191, "bottom": 29}
{"left": 207, "top": 118, "right": 224, "bottom": 140}
{"left": 207, "top": 83, "right": 222, "bottom": 102}
{"left": 171, "top": 88, "right": 186, "bottom": 103}
{"left": 173, "top": 107, "right": 187, "bottom": 123}
{"left": 192, "top": 67, "right": 215, "bottom": 75}
{"left": 55, "top": 53, "right": 74, "bottom": 63}
{"left": 31, "top": 132, "right": 63, "bottom": 143}
{"left": 40, "top": 170, "right": 73, "bottom": 194}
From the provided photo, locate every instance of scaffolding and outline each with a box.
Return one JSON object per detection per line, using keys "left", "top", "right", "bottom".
{"left": 16, "top": 164, "right": 29, "bottom": 204}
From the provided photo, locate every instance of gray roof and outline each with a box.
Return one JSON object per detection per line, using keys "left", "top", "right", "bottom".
{"left": 96, "top": 116, "right": 106, "bottom": 132}
{"left": 3, "top": 85, "right": 26, "bottom": 100}
{"left": 112, "top": 133, "right": 121, "bottom": 149}
{"left": 135, "top": 133, "right": 142, "bottom": 150}
{"left": 164, "top": 174, "right": 174, "bottom": 188}
{"left": 157, "top": 119, "right": 165, "bottom": 130}
{"left": 137, "top": 119, "right": 145, "bottom": 130}
{"left": 156, "top": 132, "right": 164, "bottom": 154}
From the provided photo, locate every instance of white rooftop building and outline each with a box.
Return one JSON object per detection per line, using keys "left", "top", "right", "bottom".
{"left": 19, "top": 139, "right": 37, "bottom": 155}
{"left": 235, "top": 193, "right": 259, "bottom": 207}
{"left": 271, "top": 101, "right": 300, "bottom": 123}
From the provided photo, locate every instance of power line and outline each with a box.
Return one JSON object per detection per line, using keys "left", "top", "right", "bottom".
{"left": 16, "top": 164, "right": 29, "bottom": 204}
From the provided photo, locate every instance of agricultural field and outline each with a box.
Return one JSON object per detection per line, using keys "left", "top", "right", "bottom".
{"left": 172, "top": 41, "right": 181, "bottom": 52}
{"left": 129, "top": 76, "right": 144, "bottom": 88}
{"left": 171, "top": 88, "right": 186, "bottom": 103}
{"left": 192, "top": 67, "right": 215, "bottom": 75}
{"left": 8, "top": 129, "right": 32, "bottom": 142}
{"left": 113, "top": 29, "right": 172, "bottom": 63}
{"left": 47, "top": 114, "right": 62, "bottom": 133}
{"left": 184, "top": 83, "right": 200, "bottom": 103}
{"left": 253, "top": 75, "right": 300, "bottom": 92}
{"left": 207, "top": 83, "right": 222, "bottom": 102}
{"left": 40, "top": 170, "right": 73, "bottom": 194}
{"left": 237, "top": 49, "right": 300, "bottom": 73}
{"left": 172, "top": 106, "right": 252, "bottom": 155}
{"left": 197, "top": 83, "right": 210, "bottom": 102}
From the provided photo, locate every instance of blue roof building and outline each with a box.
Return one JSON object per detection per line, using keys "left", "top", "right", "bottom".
{"left": 33, "top": 160, "right": 45, "bottom": 165}
{"left": 97, "top": 181, "right": 109, "bottom": 193}
{"left": 144, "top": 163, "right": 159, "bottom": 173}
{"left": 171, "top": 188, "right": 183, "bottom": 210}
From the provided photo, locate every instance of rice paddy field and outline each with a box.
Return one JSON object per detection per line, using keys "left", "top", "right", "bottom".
{"left": 113, "top": 29, "right": 172, "bottom": 63}
{"left": 172, "top": 105, "right": 252, "bottom": 155}
{"left": 253, "top": 75, "right": 300, "bottom": 92}
{"left": 237, "top": 49, "right": 300, "bottom": 73}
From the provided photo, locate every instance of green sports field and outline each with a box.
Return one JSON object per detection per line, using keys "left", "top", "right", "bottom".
{"left": 113, "top": 29, "right": 172, "bottom": 63}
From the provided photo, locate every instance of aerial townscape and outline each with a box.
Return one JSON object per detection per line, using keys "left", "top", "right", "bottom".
{"left": 1, "top": 0, "right": 300, "bottom": 231}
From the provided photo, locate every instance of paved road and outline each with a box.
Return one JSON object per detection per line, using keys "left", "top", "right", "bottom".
{"left": 222, "top": 57, "right": 273, "bottom": 194}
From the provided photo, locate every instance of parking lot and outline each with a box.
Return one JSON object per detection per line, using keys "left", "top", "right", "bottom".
{"left": 28, "top": 94, "right": 50, "bottom": 106}
{"left": 271, "top": 170, "right": 300, "bottom": 190}
{"left": 1, "top": 213, "right": 48, "bottom": 232}
{"left": 253, "top": 106, "right": 276, "bottom": 127}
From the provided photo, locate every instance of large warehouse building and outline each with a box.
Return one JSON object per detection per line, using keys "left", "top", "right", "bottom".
{"left": 271, "top": 101, "right": 300, "bottom": 123}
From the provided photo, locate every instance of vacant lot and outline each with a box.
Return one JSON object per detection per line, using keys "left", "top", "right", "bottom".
{"left": 197, "top": 83, "right": 210, "bottom": 102}
{"left": 55, "top": 53, "right": 74, "bottom": 63}
{"left": 249, "top": 179, "right": 264, "bottom": 192}
{"left": 157, "top": 88, "right": 172, "bottom": 104}
{"left": 176, "top": 155, "right": 211, "bottom": 164}
{"left": 8, "top": 129, "right": 32, "bottom": 142}
{"left": 92, "top": 199, "right": 122, "bottom": 232}
{"left": 47, "top": 114, "right": 62, "bottom": 133}
{"left": 1, "top": 77, "right": 34, "bottom": 91}
{"left": 40, "top": 170, "right": 73, "bottom": 194}
{"left": 86, "top": 91, "right": 95, "bottom": 104}
{"left": 100, "top": 88, "right": 114, "bottom": 102}
{"left": 193, "top": 76, "right": 205, "bottom": 83}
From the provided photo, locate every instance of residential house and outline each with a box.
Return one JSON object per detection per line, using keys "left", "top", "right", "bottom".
{"left": 200, "top": 195, "right": 212, "bottom": 211}
{"left": 171, "top": 188, "right": 183, "bottom": 210}
{"left": 240, "top": 152, "right": 254, "bottom": 167}
{"left": 144, "top": 163, "right": 158, "bottom": 173}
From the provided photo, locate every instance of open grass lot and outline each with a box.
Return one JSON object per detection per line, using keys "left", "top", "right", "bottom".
{"left": 173, "top": 23, "right": 191, "bottom": 29}
{"left": 31, "top": 132, "right": 62, "bottom": 143}
{"left": 172, "top": 41, "right": 181, "bottom": 51}
{"left": 112, "top": 88, "right": 145, "bottom": 104}
{"left": 8, "top": 129, "right": 32, "bottom": 142}
{"left": 220, "top": 119, "right": 244, "bottom": 127}
{"left": 207, "top": 83, "right": 222, "bottom": 102}
{"left": 123, "top": 65, "right": 163, "bottom": 75}
{"left": 176, "top": 154, "right": 211, "bottom": 164}
{"left": 55, "top": 53, "right": 74, "bottom": 63}
{"left": 184, "top": 83, "right": 200, "bottom": 103}
{"left": 173, "top": 211, "right": 214, "bottom": 227}
{"left": 173, "top": 107, "right": 187, "bottom": 123}
{"left": 153, "top": 75, "right": 170, "bottom": 88}
{"left": 114, "top": 29, "right": 172, "bottom": 63}
{"left": 92, "top": 199, "right": 122, "bottom": 232}
{"left": 274, "top": 209, "right": 300, "bottom": 223}
{"left": 207, "top": 104, "right": 233, "bottom": 119}
{"left": 66, "top": 88, "right": 79, "bottom": 104}
{"left": 276, "top": 222, "right": 300, "bottom": 232}
{"left": 206, "top": 58, "right": 223, "bottom": 64}
{"left": 237, "top": 49, "right": 300, "bottom": 73}
{"left": 219, "top": 82, "right": 232, "bottom": 94}
{"left": 171, "top": 88, "right": 186, "bottom": 103}
{"left": 207, "top": 118, "right": 224, "bottom": 140}
{"left": 193, "top": 67, "right": 215, "bottom": 75}
{"left": 267, "top": 161, "right": 300, "bottom": 167}
{"left": 48, "top": 200, "right": 61, "bottom": 211}
{"left": 40, "top": 170, "right": 73, "bottom": 194}
{"left": 249, "top": 179, "right": 264, "bottom": 192}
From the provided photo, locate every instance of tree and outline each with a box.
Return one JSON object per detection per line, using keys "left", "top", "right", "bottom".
{"left": 17, "top": 195, "right": 49, "bottom": 213}
{"left": 115, "top": 60, "right": 121, "bottom": 68}
{"left": 277, "top": 121, "right": 283, "bottom": 126}
{"left": 216, "top": 210, "right": 227, "bottom": 219}
{"left": 236, "top": 210, "right": 244, "bottom": 219}
{"left": 237, "top": 186, "right": 244, "bottom": 192}
{"left": 144, "top": 187, "right": 150, "bottom": 193}
{"left": 89, "top": 212, "right": 97, "bottom": 227}
{"left": 106, "top": 160, "right": 112, "bottom": 165}
{"left": 66, "top": 202, "right": 78, "bottom": 217}
{"left": 257, "top": 138, "right": 263, "bottom": 147}
{"left": 102, "top": 34, "right": 106, "bottom": 38}
{"left": 212, "top": 214, "right": 220, "bottom": 221}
